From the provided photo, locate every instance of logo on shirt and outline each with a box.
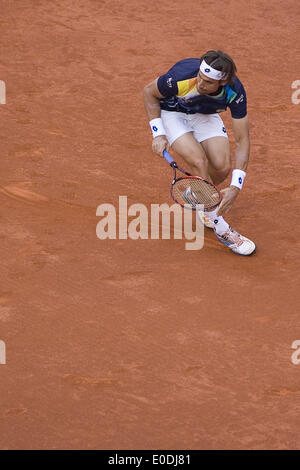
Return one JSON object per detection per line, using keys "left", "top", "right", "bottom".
{"left": 166, "top": 77, "right": 173, "bottom": 88}
{"left": 181, "top": 97, "right": 194, "bottom": 104}
{"left": 235, "top": 94, "right": 244, "bottom": 104}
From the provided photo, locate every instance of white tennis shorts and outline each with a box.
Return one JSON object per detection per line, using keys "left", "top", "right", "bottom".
{"left": 161, "top": 110, "right": 228, "bottom": 146}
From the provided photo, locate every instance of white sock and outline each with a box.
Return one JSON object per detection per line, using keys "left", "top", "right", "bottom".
{"left": 207, "top": 209, "right": 230, "bottom": 235}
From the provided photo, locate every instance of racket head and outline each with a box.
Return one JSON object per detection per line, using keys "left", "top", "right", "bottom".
{"left": 170, "top": 176, "right": 222, "bottom": 211}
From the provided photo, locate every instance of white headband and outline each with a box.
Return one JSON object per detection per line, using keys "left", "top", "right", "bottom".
{"left": 200, "top": 59, "right": 227, "bottom": 81}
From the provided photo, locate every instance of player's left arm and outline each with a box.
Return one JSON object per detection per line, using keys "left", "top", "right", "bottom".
{"left": 231, "top": 114, "right": 250, "bottom": 172}
{"left": 217, "top": 115, "right": 250, "bottom": 216}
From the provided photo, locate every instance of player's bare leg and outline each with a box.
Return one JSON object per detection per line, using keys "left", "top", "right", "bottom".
{"left": 171, "top": 132, "right": 255, "bottom": 255}
{"left": 171, "top": 132, "right": 229, "bottom": 230}
{"left": 170, "top": 132, "right": 210, "bottom": 180}
{"left": 200, "top": 136, "right": 255, "bottom": 254}
{"left": 200, "top": 136, "right": 231, "bottom": 185}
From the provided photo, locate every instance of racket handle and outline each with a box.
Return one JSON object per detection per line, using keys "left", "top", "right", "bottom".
{"left": 162, "top": 149, "right": 175, "bottom": 165}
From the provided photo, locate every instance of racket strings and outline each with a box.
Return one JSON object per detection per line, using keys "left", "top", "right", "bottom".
{"left": 172, "top": 178, "right": 220, "bottom": 210}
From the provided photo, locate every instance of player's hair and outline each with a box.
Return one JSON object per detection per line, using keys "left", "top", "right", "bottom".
{"left": 200, "top": 50, "right": 237, "bottom": 85}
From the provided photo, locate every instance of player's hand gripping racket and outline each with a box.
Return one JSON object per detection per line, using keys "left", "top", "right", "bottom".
{"left": 162, "top": 149, "right": 222, "bottom": 211}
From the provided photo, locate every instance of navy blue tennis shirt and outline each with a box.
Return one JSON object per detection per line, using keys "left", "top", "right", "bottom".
{"left": 157, "top": 58, "right": 247, "bottom": 119}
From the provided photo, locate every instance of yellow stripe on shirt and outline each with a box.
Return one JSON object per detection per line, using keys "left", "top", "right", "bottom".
{"left": 177, "top": 78, "right": 197, "bottom": 96}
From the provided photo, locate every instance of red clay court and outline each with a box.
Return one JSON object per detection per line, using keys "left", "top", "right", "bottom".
{"left": 0, "top": 0, "right": 299, "bottom": 450}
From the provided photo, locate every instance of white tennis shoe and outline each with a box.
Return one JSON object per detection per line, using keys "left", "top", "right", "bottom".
{"left": 214, "top": 227, "right": 256, "bottom": 256}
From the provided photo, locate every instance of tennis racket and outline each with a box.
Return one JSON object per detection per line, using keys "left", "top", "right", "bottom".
{"left": 162, "top": 149, "right": 222, "bottom": 211}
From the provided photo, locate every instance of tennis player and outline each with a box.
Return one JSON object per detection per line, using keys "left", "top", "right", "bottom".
{"left": 143, "top": 50, "right": 255, "bottom": 256}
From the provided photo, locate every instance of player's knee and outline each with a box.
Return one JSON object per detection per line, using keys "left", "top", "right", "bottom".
{"left": 211, "top": 164, "right": 231, "bottom": 184}
{"left": 190, "top": 158, "right": 207, "bottom": 175}
{"left": 219, "top": 164, "right": 231, "bottom": 180}
{"left": 183, "top": 150, "right": 205, "bottom": 170}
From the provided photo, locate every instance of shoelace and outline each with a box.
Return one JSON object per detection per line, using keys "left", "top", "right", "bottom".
{"left": 220, "top": 229, "right": 243, "bottom": 246}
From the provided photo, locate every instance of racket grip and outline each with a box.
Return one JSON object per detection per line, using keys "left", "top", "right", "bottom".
{"left": 162, "top": 149, "right": 175, "bottom": 165}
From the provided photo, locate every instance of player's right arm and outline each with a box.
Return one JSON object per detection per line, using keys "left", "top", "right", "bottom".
{"left": 143, "top": 79, "right": 170, "bottom": 156}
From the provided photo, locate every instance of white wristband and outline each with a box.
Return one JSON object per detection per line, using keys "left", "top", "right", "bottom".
{"left": 230, "top": 169, "right": 246, "bottom": 190}
{"left": 149, "top": 118, "right": 166, "bottom": 138}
